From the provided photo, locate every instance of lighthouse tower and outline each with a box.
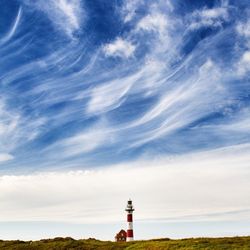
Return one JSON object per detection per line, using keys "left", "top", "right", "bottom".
{"left": 125, "top": 199, "right": 134, "bottom": 241}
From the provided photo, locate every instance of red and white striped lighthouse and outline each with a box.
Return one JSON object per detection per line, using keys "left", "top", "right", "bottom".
{"left": 125, "top": 199, "right": 134, "bottom": 241}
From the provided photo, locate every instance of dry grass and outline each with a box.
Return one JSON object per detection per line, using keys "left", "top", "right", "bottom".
{"left": 0, "top": 236, "right": 249, "bottom": 249}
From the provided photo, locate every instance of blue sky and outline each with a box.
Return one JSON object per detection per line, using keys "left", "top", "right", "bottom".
{"left": 0, "top": 0, "right": 250, "bottom": 240}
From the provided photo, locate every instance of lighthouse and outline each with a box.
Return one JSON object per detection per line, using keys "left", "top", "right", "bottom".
{"left": 125, "top": 199, "right": 135, "bottom": 241}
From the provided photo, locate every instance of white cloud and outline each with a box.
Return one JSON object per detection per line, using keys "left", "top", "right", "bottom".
{"left": 103, "top": 38, "right": 136, "bottom": 58}
{"left": 86, "top": 71, "right": 142, "bottom": 114}
{"left": 237, "top": 20, "right": 250, "bottom": 39}
{"left": 237, "top": 50, "right": 250, "bottom": 76}
{"left": 45, "top": 120, "right": 116, "bottom": 157}
{"left": 23, "top": 0, "right": 83, "bottom": 38}
{"left": 237, "top": 20, "right": 250, "bottom": 48}
{"left": 121, "top": 0, "right": 143, "bottom": 23}
{"left": 0, "top": 153, "right": 13, "bottom": 162}
{"left": 137, "top": 13, "right": 168, "bottom": 34}
{"left": 205, "top": 108, "right": 250, "bottom": 133}
{"left": 128, "top": 59, "right": 224, "bottom": 147}
{"left": 60, "top": 128, "right": 111, "bottom": 156}
{"left": 135, "top": 10, "right": 174, "bottom": 50}
{"left": 0, "top": 99, "right": 20, "bottom": 153}
{"left": 200, "top": 8, "right": 228, "bottom": 19}
{"left": 0, "top": 144, "right": 249, "bottom": 224}
{"left": 85, "top": 59, "right": 167, "bottom": 116}
{"left": 189, "top": 7, "right": 229, "bottom": 30}
{"left": 87, "top": 81, "right": 129, "bottom": 114}
{"left": 0, "top": 98, "right": 46, "bottom": 157}
{"left": 121, "top": 0, "right": 173, "bottom": 24}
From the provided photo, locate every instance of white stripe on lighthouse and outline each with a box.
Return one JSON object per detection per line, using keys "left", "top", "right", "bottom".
{"left": 127, "top": 237, "right": 134, "bottom": 241}
{"left": 127, "top": 222, "right": 133, "bottom": 230}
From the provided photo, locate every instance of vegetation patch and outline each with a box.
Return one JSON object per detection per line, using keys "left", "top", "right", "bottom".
{"left": 0, "top": 236, "right": 249, "bottom": 250}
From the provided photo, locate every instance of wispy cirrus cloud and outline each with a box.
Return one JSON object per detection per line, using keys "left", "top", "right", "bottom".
{"left": 0, "top": 7, "right": 22, "bottom": 45}
{"left": 127, "top": 59, "right": 226, "bottom": 147}
{"left": 189, "top": 7, "right": 229, "bottom": 30}
{"left": 48, "top": 121, "right": 114, "bottom": 157}
{"left": 121, "top": 0, "right": 143, "bottom": 23}
{"left": 0, "top": 99, "right": 19, "bottom": 156}
{"left": 0, "top": 0, "right": 249, "bottom": 174}
{"left": 22, "top": 0, "right": 83, "bottom": 38}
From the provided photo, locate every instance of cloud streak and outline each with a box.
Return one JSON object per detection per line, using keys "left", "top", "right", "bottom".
{"left": 188, "top": 7, "right": 229, "bottom": 30}
{"left": 22, "top": 0, "right": 83, "bottom": 38}
{"left": 0, "top": 7, "right": 22, "bottom": 44}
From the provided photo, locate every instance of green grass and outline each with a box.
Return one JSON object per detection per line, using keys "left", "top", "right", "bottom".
{"left": 0, "top": 236, "right": 249, "bottom": 250}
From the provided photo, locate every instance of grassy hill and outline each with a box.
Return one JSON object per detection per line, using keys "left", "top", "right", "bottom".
{"left": 0, "top": 236, "right": 249, "bottom": 250}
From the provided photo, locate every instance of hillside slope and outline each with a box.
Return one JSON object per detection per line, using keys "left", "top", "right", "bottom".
{"left": 0, "top": 236, "right": 250, "bottom": 250}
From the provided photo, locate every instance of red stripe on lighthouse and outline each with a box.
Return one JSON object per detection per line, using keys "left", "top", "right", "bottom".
{"left": 127, "top": 214, "right": 133, "bottom": 222}
{"left": 127, "top": 229, "right": 133, "bottom": 237}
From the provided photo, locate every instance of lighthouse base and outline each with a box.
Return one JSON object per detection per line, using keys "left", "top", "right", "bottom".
{"left": 127, "top": 237, "right": 134, "bottom": 242}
